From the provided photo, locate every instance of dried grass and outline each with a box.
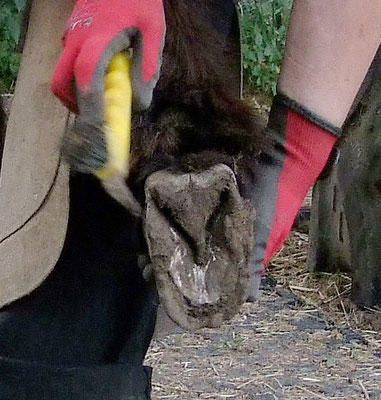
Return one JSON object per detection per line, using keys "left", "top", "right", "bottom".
{"left": 147, "top": 225, "right": 381, "bottom": 399}
{"left": 271, "top": 231, "right": 381, "bottom": 337}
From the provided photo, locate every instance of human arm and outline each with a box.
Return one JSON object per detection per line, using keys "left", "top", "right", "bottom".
{"left": 248, "top": 0, "right": 381, "bottom": 300}
{"left": 278, "top": 0, "right": 381, "bottom": 129}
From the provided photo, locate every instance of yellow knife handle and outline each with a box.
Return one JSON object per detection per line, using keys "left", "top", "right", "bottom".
{"left": 96, "top": 52, "right": 132, "bottom": 180}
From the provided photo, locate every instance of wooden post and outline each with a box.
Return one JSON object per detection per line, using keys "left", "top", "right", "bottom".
{"left": 308, "top": 51, "right": 381, "bottom": 308}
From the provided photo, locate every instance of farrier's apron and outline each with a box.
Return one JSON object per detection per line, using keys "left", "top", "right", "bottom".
{"left": 0, "top": 0, "right": 73, "bottom": 308}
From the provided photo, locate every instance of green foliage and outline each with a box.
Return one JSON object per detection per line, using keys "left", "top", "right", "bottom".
{"left": 239, "top": 0, "right": 293, "bottom": 96}
{"left": 0, "top": 0, "right": 28, "bottom": 92}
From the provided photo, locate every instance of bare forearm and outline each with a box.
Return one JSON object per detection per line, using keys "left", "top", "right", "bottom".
{"left": 278, "top": 0, "right": 381, "bottom": 128}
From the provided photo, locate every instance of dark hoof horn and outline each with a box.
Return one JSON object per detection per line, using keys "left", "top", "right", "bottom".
{"left": 144, "top": 164, "right": 255, "bottom": 330}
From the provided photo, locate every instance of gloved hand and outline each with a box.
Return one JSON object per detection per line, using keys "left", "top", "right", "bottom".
{"left": 51, "top": 0, "right": 165, "bottom": 118}
{"left": 247, "top": 95, "right": 339, "bottom": 301}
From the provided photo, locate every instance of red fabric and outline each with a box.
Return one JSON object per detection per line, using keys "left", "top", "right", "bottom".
{"left": 51, "top": 0, "right": 165, "bottom": 112}
{"left": 263, "top": 110, "right": 337, "bottom": 265}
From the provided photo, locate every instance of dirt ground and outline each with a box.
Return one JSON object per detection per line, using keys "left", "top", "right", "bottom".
{"left": 146, "top": 229, "right": 381, "bottom": 400}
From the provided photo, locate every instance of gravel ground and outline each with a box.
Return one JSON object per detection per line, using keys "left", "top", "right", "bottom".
{"left": 147, "top": 230, "right": 381, "bottom": 400}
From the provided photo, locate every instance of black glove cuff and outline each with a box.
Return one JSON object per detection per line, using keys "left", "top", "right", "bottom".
{"left": 274, "top": 93, "right": 342, "bottom": 138}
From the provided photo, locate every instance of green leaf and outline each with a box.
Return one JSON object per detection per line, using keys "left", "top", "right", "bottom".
{"left": 13, "top": 0, "right": 28, "bottom": 12}
{"left": 252, "top": 65, "right": 261, "bottom": 76}
{"left": 9, "top": 52, "right": 21, "bottom": 75}
{"left": 264, "top": 45, "right": 274, "bottom": 57}
{"left": 271, "top": 81, "right": 277, "bottom": 96}
{"left": 5, "top": 15, "right": 21, "bottom": 43}
{"left": 254, "top": 32, "right": 263, "bottom": 47}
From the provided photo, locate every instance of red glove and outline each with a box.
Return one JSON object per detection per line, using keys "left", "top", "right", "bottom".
{"left": 263, "top": 106, "right": 337, "bottom": 264}
{"left": 51, "top": 0, "right": 165, "bottom": 115}
{"left": 248, "top": 95, "right": 338, "bottom": 301}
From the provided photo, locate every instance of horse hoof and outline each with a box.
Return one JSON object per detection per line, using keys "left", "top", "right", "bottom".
{"left": 144, "top": 164, "right": 255, "bottom": 330}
